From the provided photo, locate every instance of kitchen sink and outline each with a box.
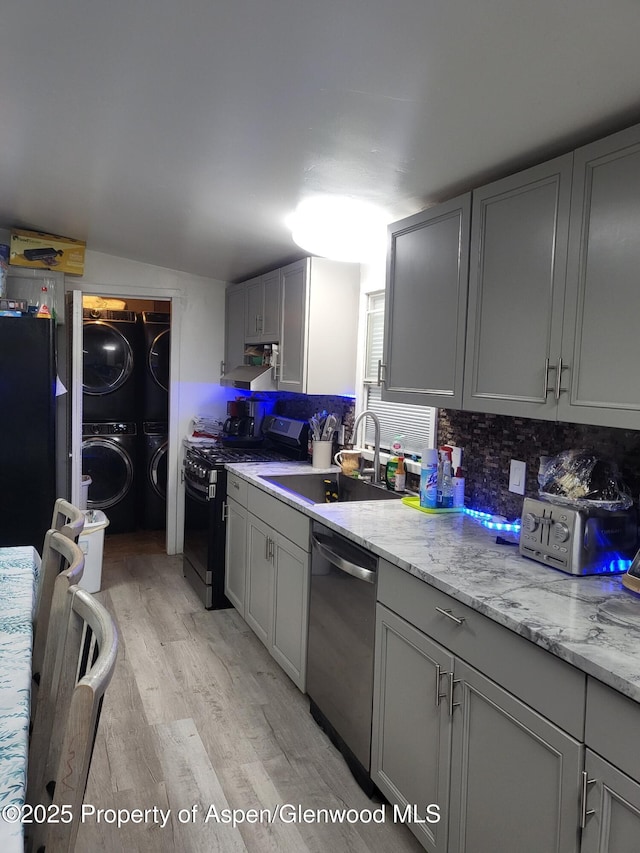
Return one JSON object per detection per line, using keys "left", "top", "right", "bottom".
{"left": 259, "top": 471, "right": 404, "bottom": 504}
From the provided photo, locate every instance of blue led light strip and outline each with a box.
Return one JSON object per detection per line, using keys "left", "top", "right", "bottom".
{"left": 463, "top": 507, "right": 521, "bottom": 533}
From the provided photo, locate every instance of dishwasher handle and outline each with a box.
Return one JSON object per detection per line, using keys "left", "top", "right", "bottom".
{"left": 311, "top": 534, "right": 377, "bottom": 584}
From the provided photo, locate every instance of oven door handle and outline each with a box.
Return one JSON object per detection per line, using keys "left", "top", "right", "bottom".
{"left": 311, "top": 534, "right": 376, "bottom": 584}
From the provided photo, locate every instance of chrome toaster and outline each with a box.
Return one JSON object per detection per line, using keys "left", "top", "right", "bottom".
{"left": 519, "top": 497, "right": 638, "bottom": 575}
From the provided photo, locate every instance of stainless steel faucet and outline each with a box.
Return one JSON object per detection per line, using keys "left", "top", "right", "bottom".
{"left": 352, "top": 410, "right": 382, "bottom": 484}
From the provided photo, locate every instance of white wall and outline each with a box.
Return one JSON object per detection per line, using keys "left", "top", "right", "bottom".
{"left": 69, "top": 249, "right": 230, "bottom": 553}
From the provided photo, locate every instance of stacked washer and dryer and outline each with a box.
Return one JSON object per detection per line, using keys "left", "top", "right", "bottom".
{"left": 140, "top": 312, "right": 170, "bottom": 530}
{"left": 81, "top": 308, "right": 170, "bottom": 534}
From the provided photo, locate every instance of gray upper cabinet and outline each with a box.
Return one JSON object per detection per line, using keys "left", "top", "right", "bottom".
{"left": 245, "top": 269, "right": 281, "bottom": 343}
{"left": 463, "top": 155, "right": 573, "bottom": 419}
{"left": 278, "top": 257, "right": 360, "bottom": 395}
{"left": 223, "top": 281, "right": 247, "bottom": 375}
{"left": 278, "top": 259, "right": 307, "bottom": 392}
{"left": 383, "top": 194, "right": 471, "bottom": 408}
{"left": 559, "top": 124, "right": 640, "bottom": 429}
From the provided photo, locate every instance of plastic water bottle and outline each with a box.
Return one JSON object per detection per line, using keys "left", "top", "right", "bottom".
{"left": 420, "top": 448, "right": 439, "bottom": 509}
{"left": 439, "top": 456, "right": 454, "bottom": 508}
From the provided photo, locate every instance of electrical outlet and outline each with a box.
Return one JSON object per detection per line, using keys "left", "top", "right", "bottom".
{"left": 509, "top": 459, "right": 526, "bottom": 495}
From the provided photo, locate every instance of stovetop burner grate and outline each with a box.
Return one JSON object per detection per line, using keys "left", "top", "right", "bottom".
{"left": 187, "top": 445, "right": 293, "bottom": 467}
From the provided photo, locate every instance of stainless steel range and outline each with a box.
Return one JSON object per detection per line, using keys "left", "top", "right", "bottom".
{"left": 182, "top": 415, "right": 309, "bottom": 608}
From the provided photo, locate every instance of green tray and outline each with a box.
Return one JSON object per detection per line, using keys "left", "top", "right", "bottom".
{"left": 401, "top": 496, "right": 464, "bottom": 514}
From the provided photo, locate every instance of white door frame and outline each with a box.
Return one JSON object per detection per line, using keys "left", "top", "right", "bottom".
{"left": 69, "top": 284, "right": 183, "bottom": 555}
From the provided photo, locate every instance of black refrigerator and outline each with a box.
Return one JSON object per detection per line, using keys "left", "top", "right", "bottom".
{"left": 0, "top": 317, "right": 56, "bottom": 549}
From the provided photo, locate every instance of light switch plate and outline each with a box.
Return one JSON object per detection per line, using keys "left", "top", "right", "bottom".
{"left": 509, "top": 459, "right": 526, "bottom": 495}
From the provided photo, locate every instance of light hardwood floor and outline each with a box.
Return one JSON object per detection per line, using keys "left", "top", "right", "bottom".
{"left": 76, "top": 532, "right": 423, "bottom": 852}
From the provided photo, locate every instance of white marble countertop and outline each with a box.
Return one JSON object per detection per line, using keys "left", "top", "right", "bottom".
{"left": 227, "top": 461, "right": 640, "bottom": 704}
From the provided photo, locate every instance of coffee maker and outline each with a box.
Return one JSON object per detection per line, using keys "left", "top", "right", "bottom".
{"left": 221, "top": 399, "right": 268, "bottom": 446}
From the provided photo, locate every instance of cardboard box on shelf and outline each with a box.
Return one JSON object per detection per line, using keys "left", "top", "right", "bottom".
{"left": 9, "top": 228, "right": 86, "bottom": 275}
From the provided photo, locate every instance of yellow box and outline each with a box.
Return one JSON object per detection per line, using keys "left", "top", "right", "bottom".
{"left": 10, "top": 228, "right": 86, "bottom": 275}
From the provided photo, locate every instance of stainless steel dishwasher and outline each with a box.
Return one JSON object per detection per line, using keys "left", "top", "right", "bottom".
{"left": 307, "top": 520, "right": 378, "bottom": 796}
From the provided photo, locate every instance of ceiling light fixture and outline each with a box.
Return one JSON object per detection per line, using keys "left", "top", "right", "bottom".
{"left": 285, "top": 195, "right": 388, "bottom": 263}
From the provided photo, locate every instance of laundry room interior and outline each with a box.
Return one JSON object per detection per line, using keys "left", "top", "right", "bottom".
{"left": 81, "top": 296, "right": 171, "bottom": 536}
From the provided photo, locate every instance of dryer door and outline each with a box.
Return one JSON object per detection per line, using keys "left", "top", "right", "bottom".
{"left": 150, "top": 440, "right": 168, "bottom": 499}
{"left": 149, "top": 328, "right": 170, "bottom": 391}
{"left": 83, "top": 321, "right": 134, "bottom": 395}
{"left": 82, "top": 438, "right": 134, "bottom": 508}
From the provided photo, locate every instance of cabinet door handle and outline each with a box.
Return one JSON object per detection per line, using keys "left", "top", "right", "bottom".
{"left": 257, "top": 314, "right": 263, "bottom": 333}
{"left": 555, "top": 357, "right": 570, "bottom": 400}
{"left": 269, "top": 538, "right": 275, "bottom": 562}
{"left": 222, "top": 502, "right": 228, "bottom": 521}
{"left": 265, "top": 536, "right": 270, "bottom": 560}
{"left": 434, "top": 664, "right": 448, "bottom": 707}
{"left": 377, "top": 360, "right": 386, "bottom": 387}
{"left": 435, "top": 606, "right": 465, "bottom": 625}
{"left": 543, "top": 357, "right": 555, "bottom": 398}
{"left": 580, "top": 771, "right": 597, "bottom": 828}
{"left": 448, "top": 672, "right": 462, "bottom": 717}
{"left": 220, "top": 359, "right": 225, "bottom": 376}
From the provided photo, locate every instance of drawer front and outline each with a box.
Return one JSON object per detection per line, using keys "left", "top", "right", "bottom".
{"left": 586, "top": 677, "right": 640, "bottom": 781}
{"left": 226, "top": 471, "right": 248, "bottom": 507}
{"left": 378, "top": 560, "right": 585, "bottom": 738}
{"left": 248, "top": 486, "right": 310, "bottom": 551}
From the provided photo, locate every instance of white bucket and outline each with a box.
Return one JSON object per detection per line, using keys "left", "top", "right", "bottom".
{"left": 80, "top": 475, "right": 92, "bottom": 510}
{"left": 78, "top": 509, "right": 109, "bottom": 593}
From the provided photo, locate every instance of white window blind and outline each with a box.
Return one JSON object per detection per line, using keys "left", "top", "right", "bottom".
{"left": 360, "top": 291, "right": 437, "bottom": 456}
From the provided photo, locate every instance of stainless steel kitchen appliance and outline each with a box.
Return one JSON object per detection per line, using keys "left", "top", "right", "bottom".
{"left": 221, "top": 399, "right": 268, "bottom": 447}
{"left": 182, "top": 415, "right": 309, "bottom": 608}
{"left": 519, "top": 496, "right": 638, "bottom": 575}
{"left": 307, "top": 521, "right": 379, "bottom": 796}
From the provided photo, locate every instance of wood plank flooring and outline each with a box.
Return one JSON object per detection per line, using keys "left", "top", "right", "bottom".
{"left": 76, "top": 532, "right": 423, "bottom": 852}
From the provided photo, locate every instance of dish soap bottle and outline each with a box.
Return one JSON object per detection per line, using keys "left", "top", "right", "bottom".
{"left": 437, "top": 450, "right": 454, "bottom": 508}
{"left": 385, "top": 435, "right": 405, "bottom": 490}
{"left": 394, "top": 455, "right": 406, "bottom": 492}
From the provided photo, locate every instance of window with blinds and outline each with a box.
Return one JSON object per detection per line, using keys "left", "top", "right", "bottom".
{"left": 361, "top": 291, "right": 437, "bottom": 456}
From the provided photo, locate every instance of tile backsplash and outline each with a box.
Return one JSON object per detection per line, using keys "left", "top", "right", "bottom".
{"left": 438, "top": 409, "right": 640, "bottom": 520}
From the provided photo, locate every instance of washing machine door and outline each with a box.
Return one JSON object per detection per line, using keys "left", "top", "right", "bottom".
{"left": 149, "top": 328, "right": 170, "bottom": 391}
{"left": 150, "top": 441, "right": 168, "bottom": 499}
{"left": 83, "top": 321, "right": 134, "bottom": 395}
{"left": 82, "top": 438, "right": 134, "bottom": 508}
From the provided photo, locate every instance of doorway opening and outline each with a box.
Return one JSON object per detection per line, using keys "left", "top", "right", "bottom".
{"left": 81, "top": 295, "right": 172, "bottom": 540}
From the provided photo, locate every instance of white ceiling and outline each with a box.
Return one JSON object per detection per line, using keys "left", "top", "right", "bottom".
{"left": 2, "top": 0, "right": 640, "bottom": 283}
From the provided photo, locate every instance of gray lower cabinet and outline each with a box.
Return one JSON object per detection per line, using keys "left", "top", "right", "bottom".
{"left": 448, "top": 659, "right": 582, "bottom": 853}
{"left": 580, "top": 750, "right": 640, "bottom": 853}
{"left": 224, "top": 496, "right": 247, "bottom": 615}
{"left": 227, "top": 482, "right": 310, "bottom": 692}
{"left": 374, "top": 560, "right": 586, "bottom": 853}
{"left": 245, "top": 514, "right": 274, "bottom": 647}
{"left": 383, "top": 194, "right": 470, "bottom": 408}
{"left": 372, "top": 604, "right": 453, "bottom": 853}
{"left": 463, "top": 155, "right": 572, "bottom": 419}
{"left": 372, "top": 604, "right": 582, "bottom": 853}
{"left": 270, "top": 534, "right": 309, "bottom": 689}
